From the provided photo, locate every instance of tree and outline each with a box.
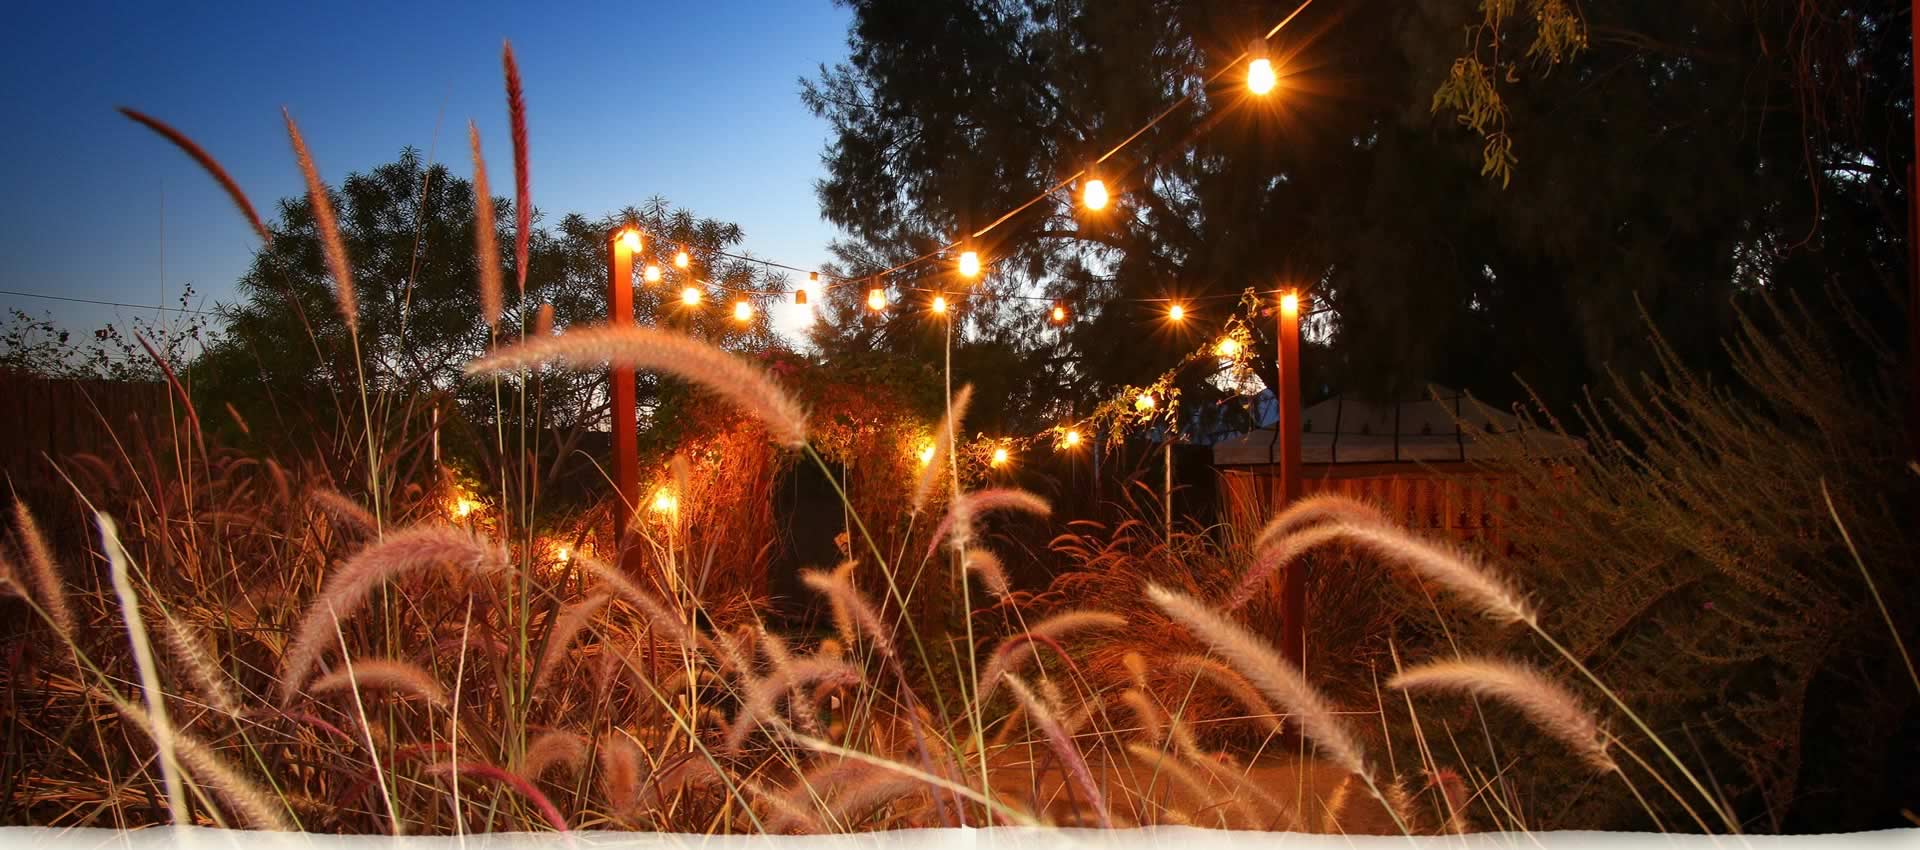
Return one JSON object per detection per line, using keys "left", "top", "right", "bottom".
{"left": 194, "top": 149, "right": 792, "bottom": 482}
{"left": 803, "top": 0, "right": 1910, "bottom": 421}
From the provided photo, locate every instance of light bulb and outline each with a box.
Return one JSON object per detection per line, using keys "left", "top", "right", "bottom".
{"left": 957, "top": 250, "right": 981, "bottom": 278}
{"left": 1135, "top": 393, "right": 1156, "bottom": 412}
{"left": 1280, "top": 291, "right": 1300, "bottom": 314}
{"left": 917, "top": 444, "right": 935, "bottom": 465}
{"left": 644, "top": 264, "right": 662, "bottom": 283}
{"left": 1063, "top": 429, "right": 1082, "bottom": 448}
{"left": 619, "top": 229, "right": 642, "bottom": 253}
{"left": 1168, "top": 304, "right": 1186, "bottom": 322}
{"left": 681, "top": 286, "right": 702, "bottom": 306}
{"left": 990, "top": 447, "right": 1010, "bottom": 467}
{"left": 651, "top": 488, "right": 678, "bottom": 514}
{"left": 1082, "top": 178, "right": 1109, "bottom": 211}
{"left": 733, "top": 300, "right": 754, "bottom": 322}
{"left": 867, "top": 287, "right": 888, "bottom": 311}
{"left": 1248, "top": 57, "right": 1277, "bottom": 95}
{"left": 1050, "top": 304, "right": 1068, "bottom": 323}
{"left": 1215, "top": 337, "right": 1239, "bottom": 357}
{"left": 930, "top": 295, "right": 948, "bottom": 315}
{"left": 673, "top": 249, "right": 690, "bottom": 269}
{"left": 809, "top": 271, "right": 820, "bottom": 285}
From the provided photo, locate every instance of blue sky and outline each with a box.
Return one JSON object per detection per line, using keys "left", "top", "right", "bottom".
{"left": 1, "top": 0, "right": 852, "bottom": 338}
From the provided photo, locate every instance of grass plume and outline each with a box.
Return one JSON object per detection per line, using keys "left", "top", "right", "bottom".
{"left": 1391, "top": 656, "right": 1616, "bottom": 773}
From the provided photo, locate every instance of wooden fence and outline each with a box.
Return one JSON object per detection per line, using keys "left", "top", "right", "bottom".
{"left": 1, "top": 371, "right": 170, "bottom": 484}
{"left": 1217, "top": 461, "right": 1524, "bottom": 551}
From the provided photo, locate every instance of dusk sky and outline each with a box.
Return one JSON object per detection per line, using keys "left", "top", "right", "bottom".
{"left": 1, "top": 0, "right": 852, "bottom": 338}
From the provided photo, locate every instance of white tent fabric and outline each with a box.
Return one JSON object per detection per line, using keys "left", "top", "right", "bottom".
{"left": 1212, "top": 385, "right": 1582, "bottom": 466}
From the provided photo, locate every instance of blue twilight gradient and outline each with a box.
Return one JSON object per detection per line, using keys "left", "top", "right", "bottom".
{"left": 0, "top": 1, "right": 851, "bottom": 338}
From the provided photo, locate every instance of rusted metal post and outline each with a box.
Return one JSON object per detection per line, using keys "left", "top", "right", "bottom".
{"left": 608, "top": 228, "right": 640, "bottom": 573}
{"left": 1277, "top": 291, "right": 1306, "bottom": 667}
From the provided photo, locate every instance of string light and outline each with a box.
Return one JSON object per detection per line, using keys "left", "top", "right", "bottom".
{"left": 809, "top": 271, "right": 820, "bottom": 286}
{"left": 1280, "top": 291, "right": 1300, "bottom": 313}
{"left": 1063, "top": 428, "right": 1082, "bottom": 448}
{"left": 733, "top": 300, "right": 754, "bottom": 322}
{"left": 619, "top": 229, "right": 642, "bottom": 253}
{"left": 673, "top": 248, "right": 690, "bottom": 269}
{"left": 1050, "top": 304, "right": 1068, "bottom": 324}
{"left": 867, "top": 287, "right": 888, "bottom": 311}
{"left": 552, "top": 543, "right": 571, "bottom": 564}
{"left": 957, "top": 250, "right": 981, "bottom": 279}
{"left": 1168, "top": 303, "right": 1186, "bottom": 322}
{"left": 1214, "top": 337, "right": 1239, "bottom": 357}
{"left": 644, "top": 264, "right": 663, "bottom": 284}
{"left": 1135, "top": 392, "right": 1156, "bottom": 412}
{"left": 917, "top": 444, "right": 936, "bottom": 465}
{"left": 990, "top": 447, "right": 1010, "bottom": 467}
{"left": 650, "top": 487, "right": 678, "bottom": 515}
{"left": 930, "top": 294, "right": 948, "bottom": 315}
{"left": 1082, "top": 178, "right": 1109, "bottom": 211}
{"left": 1248, "top": 40, "right": 1278, "bottom": 95}
{"left": 451, "top": 496, "right": 482, "bottom": 519}
{"left": 794, "top": 288, "right": 808, "bottom": 305}
{"left": 681, "top": 286, "right": 702, "bottom": 306}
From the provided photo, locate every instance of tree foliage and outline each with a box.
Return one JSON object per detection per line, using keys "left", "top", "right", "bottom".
{"left": 803, "top": 0, "right": 1910, "bottom": 423}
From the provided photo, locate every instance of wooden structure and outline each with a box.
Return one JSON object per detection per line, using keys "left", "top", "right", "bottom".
{"left": 1213, "top": 386, "right": 1580, "bottom": 551}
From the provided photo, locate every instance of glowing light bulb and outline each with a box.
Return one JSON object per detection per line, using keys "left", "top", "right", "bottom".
{"left": 733, "top": 300, "right": 754, "bottom": 322}
{"left": 794, "top": 288, "right": 809, "bottom": 306}
{"left": 809, "top": 271, "right": 820, "bottom": 286}
{"left": 1168, "top": 304, "right": 1186, "bottom": 322}
{"left": 1135, "top": 393, "right": 1156, "bottom": 412}
{"left": 917, "top": 444, "right": 935, "bottom": 465}
{"left": 681, "top": 286, "right": 702, "bottom": 306}
{"left": 673, "top": 249, "right": 690, "bottom": 269}
{"left": 644, "top": 264, "right": 662, "bottom": 283}
{"left": 1082, "top": 178, "right": 1109, "bottom": 211}
{"left": 990, "top": 447, "right": 1010, "bottom": 467}
{"left": 553, "top": 544, "right": 571, "bottom": 564}
{"left": 930, "top": 295, "right": 949, "bottom": 315}
{"left": 867, "top": 287, "right": 888, "bottom": 311}
{"left": 1050, "top": 304, "right": 1068, "bottom": 324}
{"left": 1063, "top": 429, "right": 1082, "bottom": 448}
{"left": 451, "top": 496, "right": 482, "bottom": 519}
{"left": 650, "top": 488, "right": 678, "bottom": 514}
{"left": 619, "top": 229, "right": 642, "bottom": 253}
{"left": 1215, "top": 337, "right": 1239, "bottom": 357}
{"left": 1248, "top": 57, "right": 1277, "bottom": 95}
{"left": 1280, "top": 292, "right": 1300, "bottom": 314}
{"left": 957, "top": 250, "right": 981, "bottom": 278}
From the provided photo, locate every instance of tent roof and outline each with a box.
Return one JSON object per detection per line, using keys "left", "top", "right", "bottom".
{"left": 1212, "top": 385, "right": 1582, "bottom": 466}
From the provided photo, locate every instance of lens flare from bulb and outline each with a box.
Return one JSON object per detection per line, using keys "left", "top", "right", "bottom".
{"left": 681, "top": 286, "right": 702, "bottom": 306}
{"left": 1248, "top": 57, "right": 1277, "bottom": 95}
{"left": 990, "top": 447, "right": 1010, "bottom": 467}
{"left": 957, "top": 251, "right": 981, "bottom": 278}
{"left": 644, "top": 265, "right": 662, "bottom": 283}
{"left": 867, "top": 288, "right": 888, "bottom": 311}
{"left": 1135, "top": 393, "right": 1156, "bottom": 412}
{"left": 619, "top": 229, "right": 642, "bottom": 253}
{"left": 1063, "top": 429, "right": 1082, "bottom": 448}
{"left": 673, "top": 249, "right": 690, "bottom": 269}
{"left": 1051, "top": 305, "right": 1067, "bottom": 323}
{"left": 1168, "top": 304, "right": 1186, "bottom": 322}
{"left": 1280, "top": 292, "right": 1300, "bottom": 314}
{"left": 1083, "top": 178, "right": 1109, "bottom": 211}
{"left": 1215, "top": 337, "right": 1239, "bottom": 357}
{"left": 733, "top": 300, "right": 753, "bottom": 322}
{"left": 930, "top": 295, "right": 948, "bottom": 315}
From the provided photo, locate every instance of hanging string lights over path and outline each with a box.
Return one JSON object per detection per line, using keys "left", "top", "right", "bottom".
{"left": 600, "top": 0, "right": 1313, "bottom": 324}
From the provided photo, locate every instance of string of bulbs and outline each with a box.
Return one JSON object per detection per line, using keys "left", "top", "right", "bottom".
{"left": 605, "top": 0, "right": 1313, "bottom": 328}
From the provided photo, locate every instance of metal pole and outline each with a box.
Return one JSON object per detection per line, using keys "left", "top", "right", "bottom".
{"left": 608, "top": 228, "right": 640, "bottom": 574}
{"left": 1277, "top": 291, "right": 1305, "bottom": 667}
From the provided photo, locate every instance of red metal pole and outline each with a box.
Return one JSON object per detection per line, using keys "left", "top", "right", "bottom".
{"left": 1277, "top": 291, "right": 1306, "bottom": 667}
{"left": 608, "top": 228, "right": 640, "bottom": 573}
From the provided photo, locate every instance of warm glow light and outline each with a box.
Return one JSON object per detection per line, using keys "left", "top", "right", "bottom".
{"left": 1168, "top": 304, "right": 1186, "bottom": 322}
{"left": 619, "top": 229, "right": 642, "bottom": 253}
{"left": 917, "top": 444, "right": 936, "bottom": 465}
{"left": 1280, "top": 291, "right": 1300, "bottom": 314}
{"left": 990, "top": 447, "right": 1010, "bottom": 467}
{"left": 673, "top": 249, "right": 690, "bottom": 269}
{"left": 1248, "top": 57, "right": 1277, "bottom": 95}
{"left": 1214, "top": 337, "right": 1239, "bottom": 357}
{"left": 809, "top": 271, "right": 820, "bottom": 286}
{"left": 553, "top": 544, "right": 571, "bottom": 564}
{"left": 650, "top": 488, "right": 678, "bottom": 514}
{"left": 644, "top": 264, "right": 663, "bottom": 283}
{"left": 1135, "top": 393, "right": 1156, "bottom": 412}
{"left": 930, "top": 295, "right": 948, "bottom": 315}
{"left": 733, "top": 300, "right": 754, "bottom": 322}
{"left": 1063, "top": 429, "right": 1082, "bottom": 448}
{"left": 867, "top": 287, "right": 888, "bottom": 311}
{"left": 794, "top": 288, "right": 809, "bottom": 306}
{"left": 1082, "top": 178, "right": 1109, "bottom": 211}
{"left": 957, "top": 250, "right": 981, "bottom": 278}
{"left": 1051, "top": 304, "right": 1068, "bottom": 324}
{"left": 681, "top": 286, "right": 702, "bottom": 306}
{"left": 451, "top": 497, "right": 482, "bottom": 519}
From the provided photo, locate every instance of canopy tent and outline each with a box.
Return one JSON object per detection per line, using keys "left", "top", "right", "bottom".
{"left": 1212, "top": 385, "right": 1581, "bottom": 467}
